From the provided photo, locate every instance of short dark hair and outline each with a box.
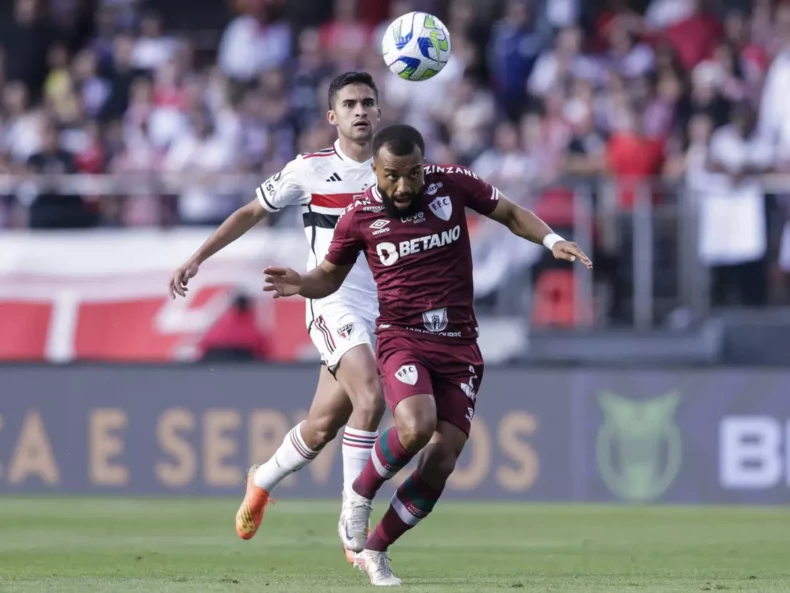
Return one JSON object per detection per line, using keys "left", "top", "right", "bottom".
{"left": 373, "top": 124, "right": 425, "bottom": 158}
{"left": 327, "top": 71, "right": 378, "bottom": 108}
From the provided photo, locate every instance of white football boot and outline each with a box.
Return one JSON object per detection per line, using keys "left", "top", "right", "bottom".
{"left": 339, "top": 489, "right": 373, "bottom": 553}
{"left": 358, "top": 550, "right": 401, "bottom": 587}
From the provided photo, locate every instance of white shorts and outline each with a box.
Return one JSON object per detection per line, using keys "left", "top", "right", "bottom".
{"left": 307, "top": 300, "right": 377, "bottom": 373}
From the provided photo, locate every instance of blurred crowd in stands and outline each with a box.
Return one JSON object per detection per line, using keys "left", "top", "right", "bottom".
{"left": 4, "top": 0, "right": 790, "bottom": 314}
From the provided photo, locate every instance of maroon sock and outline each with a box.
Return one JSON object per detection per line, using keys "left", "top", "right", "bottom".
{"left": 352, "top": 428, "right": 414, "bottom": 500}
{"left": 366, "top": 469, "right": 445, "bottom": 552}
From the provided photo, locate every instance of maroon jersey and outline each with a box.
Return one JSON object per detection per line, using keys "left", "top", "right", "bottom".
{"left": 325, "top": 165, "right": 500, "bottom": 343}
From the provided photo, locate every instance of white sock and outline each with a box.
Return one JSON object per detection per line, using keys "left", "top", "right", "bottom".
{"left": 254, "top": 422, "right": 318, "bottom": 492}
{"left": 342, "top": 426, "right": 378, "bottom": 498}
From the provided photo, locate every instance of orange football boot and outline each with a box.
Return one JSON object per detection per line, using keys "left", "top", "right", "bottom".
{"left": 235, "top": 464, "right": 272, "bottom": 540}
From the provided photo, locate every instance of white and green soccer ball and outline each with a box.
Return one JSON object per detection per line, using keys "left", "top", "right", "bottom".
{"left": 381, "top": 12, "right": 452, "bottom": 82}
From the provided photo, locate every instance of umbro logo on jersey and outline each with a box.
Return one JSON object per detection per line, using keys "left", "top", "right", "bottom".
{"left": 370, "top": 219, "right": 390, "bottom": 235}
{"left": 326, "top": 173, "right": 343, "bottom": 182}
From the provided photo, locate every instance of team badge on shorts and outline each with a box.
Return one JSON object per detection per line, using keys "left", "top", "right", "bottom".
{"left": 337, "top": 323, "right": 354, "bottom": 340}
{"left": 422, "top": 307, "right": 448, "bottom": 332}
{"left": 395, "top": 364, "right": 418, "bottom": 386}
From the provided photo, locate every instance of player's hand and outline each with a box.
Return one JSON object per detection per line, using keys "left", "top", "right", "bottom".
{"left": 169, "top": 260, "right": 199, "bottom": 299}
{"left": 552, "top": 241, "right": 593, "bottom": 269}
{"left": 263, "top": 266, "right": 302, "bottom": 298}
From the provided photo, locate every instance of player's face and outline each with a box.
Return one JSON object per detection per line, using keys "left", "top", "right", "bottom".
{"left": 327, "top": 84, "right": 380, "bottom": 143}
{"left": 374, "top": 145, "right": 425, "bottom": 215}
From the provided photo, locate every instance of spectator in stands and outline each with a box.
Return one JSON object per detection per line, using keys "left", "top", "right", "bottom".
{"left": 111, "top": 115, "right": 162, "bottom": 227}
{"left": 663, "top": 112, "right": 713, "bottom": 188}
{"left": 100, "top": 33, "right": 144, "bottom": 122}
{"left": 489, "top": 0, "right": 545, "bottom": 121}
{"left": 198, "top": 294, "right": 271, "bottom": 362}
{"left": 45, "top": 42, "right": 82, "bottom": 127}
{"left": 722, "top": 9, "right": 768, "bottom": 106}
{"left": 163, "top": 107, "right": 237, "bottom": 226}
{"left": 0, "top": 0, "right": 58, "bottom": 106}
{"left": 218, "top": 0, "right": 291, "bottom": 83}
{"left": 759, "top": 2, "right": 790, "bottom": 164}
{"left": 529, "top": 26, "right": 577, "bottom": 98}
{"left": 72, "top": 48, "right": 111, "bottom": 119}
{"left": 147, "top": 58, "right": 190, "bottom": 149}
{"left": 472, "top": 120, "right": 535, "bottom": 199}
{"left": 564, "top": 108, "right": 606, "bottom": 178}
{"left": 642, "top": 68, "right": 681, "bottom": 140}
{"left": 606, "top": 100, "right": 665, "bottom": 209}
{"left": 439, "top": 72, "right": 496, "bottom": 163}
{"left": 519, "top": 108, "right": 560, "bottom": 185}
{"left": 89, "top": 4, "right": 119, "bottom": 71}
{"left": 320, "top": 0, "right": 372, "bottom": 71}
{"left": 2, "top": 81, "right": 42, "bottom": 166}
{"left": 606, "top": 17, "right": 655, "bottom": 79}
{"left": 25, "top": 118, "right": 97, "bottom": 229}
{"left": 131, "top": 10, "right": 178, "bottom": 73}
{"left": 661, "top": 0, "right": 721, "bottom": 72}
{"left": 677, "top": 60, "right": 732, "bottom": 131}
{"left": 701, "top": 102, "right": 774, "bottom": 306}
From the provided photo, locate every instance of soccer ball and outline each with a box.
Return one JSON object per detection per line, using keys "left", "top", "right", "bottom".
{"left": 381, "top": 12, "right": 452, "bottom": 82}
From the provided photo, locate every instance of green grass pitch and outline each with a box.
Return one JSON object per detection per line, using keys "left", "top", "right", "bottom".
{"left": 1, "top": 498, "right": 788, "bottom": 592}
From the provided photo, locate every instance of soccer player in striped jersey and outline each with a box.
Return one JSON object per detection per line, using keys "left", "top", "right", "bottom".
{"left": 168, "top": 72, "right": 383, "bottom": 561}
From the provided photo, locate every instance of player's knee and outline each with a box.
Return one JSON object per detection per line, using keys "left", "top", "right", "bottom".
{"left": 303, "top": 414, "right": 343, "bottom": 448}
{"left": 347, "top": 373, "right": 385, "bottom": 421}
{"left": 395, "top": 413, "right": 435, "bottom": 451}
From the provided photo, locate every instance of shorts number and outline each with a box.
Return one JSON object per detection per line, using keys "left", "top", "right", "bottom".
{"left": 460, "top": 365, "right": 478, "bottom": 401}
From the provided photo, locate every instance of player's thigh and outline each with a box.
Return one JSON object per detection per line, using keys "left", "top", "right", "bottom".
{"left": 429, "top": 343, "right": 485, "bottom": 438}
{"left": 309, "top": 304, "right": 375, "bottom": 378}
{"left": 377, "top": 334, "right": 438, "bottom": 440}
{"left": 333, "top": 343, "right": 383, "bottom": 409}
{"left": 304, "top": 365, "right": 353, "bottom": 440}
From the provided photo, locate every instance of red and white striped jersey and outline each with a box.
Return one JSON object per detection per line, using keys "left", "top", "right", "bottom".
{"left": 256, "top": 140, "right": 378, "bottom": 318}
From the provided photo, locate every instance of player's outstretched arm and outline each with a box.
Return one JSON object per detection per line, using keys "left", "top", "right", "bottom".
{"left": 263, "top": 259, "right": 353, "bottom": 300}
{"left": 169, "top": 199, "right": 268, "bottom": 298}
{"left": 487, "top": 195, "right": 592, "bottom": 269}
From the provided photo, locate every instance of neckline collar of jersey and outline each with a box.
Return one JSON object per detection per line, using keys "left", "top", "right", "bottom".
{"left": 334, "top": 139, "right": 373, "bottom": 165}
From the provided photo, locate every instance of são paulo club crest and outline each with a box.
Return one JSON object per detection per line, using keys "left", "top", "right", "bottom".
{"left": 428, "top": 196, "right": 452, "bottom": 221}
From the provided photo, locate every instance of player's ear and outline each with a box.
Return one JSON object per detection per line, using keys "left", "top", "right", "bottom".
{"left": 327, "top": 109, "right": 337, "bottom": 127}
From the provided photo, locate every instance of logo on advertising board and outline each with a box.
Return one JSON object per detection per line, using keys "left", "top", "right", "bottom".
{"left": 596, "top": 392, "right": 683, "bottom": 502}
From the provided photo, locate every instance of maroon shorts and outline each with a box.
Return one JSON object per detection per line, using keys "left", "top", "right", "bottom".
{"left": 376, "top": 332, "right": 484, "bottom": 436}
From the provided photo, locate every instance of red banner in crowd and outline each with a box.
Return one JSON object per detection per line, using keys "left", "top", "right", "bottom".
{"left": 0, "top": 230, "right": 316, "bottom": 363}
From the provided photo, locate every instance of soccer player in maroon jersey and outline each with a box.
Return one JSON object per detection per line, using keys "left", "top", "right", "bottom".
{"left": 263, "top": 124, "right": 591, "bottom": 586}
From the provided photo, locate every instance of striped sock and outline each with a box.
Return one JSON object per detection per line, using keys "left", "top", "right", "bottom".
{"left": 352, "top": 428, "right": 415, "bottom": 500}
{"left": 366, "top": 469, "right": 445, "bottom": 551}
{"left": 253, "top": 421, "right": 318, "bottom": 492}
{"left": 342, "top": 427, "right": 378, "bottom": 498}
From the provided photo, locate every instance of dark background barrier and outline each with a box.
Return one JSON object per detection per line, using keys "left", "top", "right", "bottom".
{"left": 2, "top": 365, "right": 789, "bottom": 504}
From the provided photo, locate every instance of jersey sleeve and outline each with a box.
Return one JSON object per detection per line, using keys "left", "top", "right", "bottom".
{"left": 256, "top": 156, "right": 309, "bottom": 212}
{"left": 324, "top": 208, "right": 364, "bottom": 267}
{"left": 448, "top": 166, "right": 500, "bottom": 216}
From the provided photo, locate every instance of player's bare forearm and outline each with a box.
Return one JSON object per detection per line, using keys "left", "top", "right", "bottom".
{"left": 192, "top": 199, "right": 267, "bottom": 264}
{"left": 487, "top": 196, "right": 553, "bottom": 245}
{"left": 297, "top": 260, "right": 352, "bottom": 299}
